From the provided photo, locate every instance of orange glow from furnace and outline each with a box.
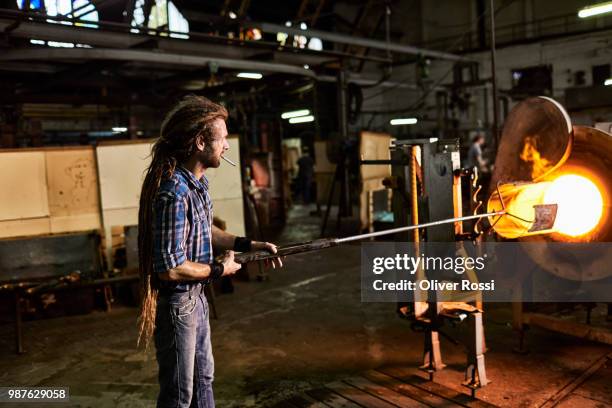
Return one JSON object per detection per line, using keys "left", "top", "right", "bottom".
{"left": 520, "top": 136, "right": 553, "bottom": 180}
{"left": 543, "top": 174, "right": 603, "bottom": 237}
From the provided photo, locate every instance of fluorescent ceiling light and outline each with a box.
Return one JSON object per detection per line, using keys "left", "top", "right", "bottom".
{"left": 605, "top": 78, "right": 612, "bottom": 86}
{"left": 390, "top": 118, "right": 418, "bottom": 125}
{"left": 578, "top": 1, "right": 612, "bottom": 18}
{"left": 48, "top": 41, "right": 74, "bottom": 48}
{"left": 112, "top": 127, "right": 128, "bottom": 132}
{"left": 289, "top": 115, "right": 315, "bottom": 124}
{"left": 236, "top": 72, "right": 263, "bottom": 79}
{"left": 281, "top": 109, "right": 310, "bottom": 119}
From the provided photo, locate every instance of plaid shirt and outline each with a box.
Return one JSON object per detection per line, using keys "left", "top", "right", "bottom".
{"left": 153, "top": 166, "right": 213, "bottom": 290}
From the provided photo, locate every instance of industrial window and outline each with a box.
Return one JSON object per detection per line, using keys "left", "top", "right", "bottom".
{"left": 17, "top": 0, "right": 98, "bottom": 27}
{"left": 131, "top": 0, "right": 189, "bottom": 39}
{"left": 18, "top": 0, "right": 99, "bottom": 47}
{"left": 592, "top": 64, "right": 611, "bottom": 86}
{"left": 16, "top": 0, "right": 43, "bottom": 9}
{"left": 510, "top": 65, "right": 553, "bottom": 98}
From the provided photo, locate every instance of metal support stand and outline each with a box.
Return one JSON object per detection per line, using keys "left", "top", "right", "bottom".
{"left": 421, "top": 302, "right": 446, "bottom": 380}
{"left": 512, "top": 286, "right": 530, "bottom": 354}
{"left": 463, "top": 312, "right": 489, "bottom": 397}
{"left": 103, "top": 284, "right": 113, "bottom": 311}
{"left": 320, "top": 156, "right": 352, "bottom": 236}
{"left": 515, "top": 325, "right": 530, "bottom": 355}
{"left": 320, "top": 69, "right": 352, "bottom": 237}
{"left": 586, "top": 303, "right": 595, "bottom": 325}
{"left": 421, "top": 327, "right": 446, "bottom": 380}
{"left": 246, "top": 192, "right": 268, "bottom": 281}
{"left": 321, "top": 161, "right": 340, "bottom": 236}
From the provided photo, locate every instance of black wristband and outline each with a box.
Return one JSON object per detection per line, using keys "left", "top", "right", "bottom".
{"left": 233, "top": 236, "right": 252, "bottom": 252}
{"left": 210, "top": 262, "right": 224, "bottom": 280}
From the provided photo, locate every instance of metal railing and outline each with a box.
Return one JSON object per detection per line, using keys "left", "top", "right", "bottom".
{"left": 420, "top": 12, "right": 612, "bottom": 53}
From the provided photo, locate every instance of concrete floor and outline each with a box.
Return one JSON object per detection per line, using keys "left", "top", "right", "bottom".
{"left": 0, "top": 205, "right": 611, "bottom": 407}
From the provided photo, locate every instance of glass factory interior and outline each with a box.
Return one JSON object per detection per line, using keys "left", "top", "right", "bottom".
{"left": 0, "top": 0, "right": 611, "bottom": 407}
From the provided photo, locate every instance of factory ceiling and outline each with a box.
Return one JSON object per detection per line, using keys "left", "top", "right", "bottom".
{"left": 0, "top": 0, "right": 463, "bottom": 105}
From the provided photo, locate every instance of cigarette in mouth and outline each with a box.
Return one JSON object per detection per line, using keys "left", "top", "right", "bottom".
{"left": 221, "top": 156, "right": 237, "bottom": 166}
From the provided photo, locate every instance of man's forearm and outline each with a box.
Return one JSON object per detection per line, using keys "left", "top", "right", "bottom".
{"left": 160, "top": 260, "right": 212, "bottom": 281}
{"left": 212, "top": 225, "right": 240, "bottom": 251}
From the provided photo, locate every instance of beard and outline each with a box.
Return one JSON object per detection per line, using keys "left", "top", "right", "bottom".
{"left": 200, "top": 145, "right": 221, "bottom": 168}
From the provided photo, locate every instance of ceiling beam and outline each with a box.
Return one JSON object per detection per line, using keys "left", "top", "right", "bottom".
{"left": 249, "top": 22, "right": 472, "bottom": 61}
{"left": 0, "top": 48, "right": 317, "bottom": 77}
{"left": 0, "top": 14, "right": 391, "bottom": 68}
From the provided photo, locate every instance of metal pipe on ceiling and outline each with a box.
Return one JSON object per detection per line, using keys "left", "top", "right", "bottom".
{"left": 249, "top": 22, "right": 473, "bottom": 62}
{"left": 0, "top": 48, "right": 316, "bottom": 78}
{"left": 316, "top": 74, "right": 423, "bottom": 90}
{"left": 0, "top": 10, "right": 391, "bottom": 65}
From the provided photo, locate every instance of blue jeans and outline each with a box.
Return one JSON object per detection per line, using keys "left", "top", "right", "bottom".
{"left": 155, "top": 284, "right": 215, "bottom": 408}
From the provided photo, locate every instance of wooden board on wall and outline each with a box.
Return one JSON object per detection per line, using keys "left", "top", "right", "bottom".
{"left": 46, "top": 148, "right": 101, "bottom": 232}
{"left": 213, "top": 197, "right": 246, "bottom": 236}
{"left": 96, "top": 142, "right": 153, "bottom": 211}
{"left": 46, "top": 148, "right": 99, "bottom": 216}
{"left": 0, "top": 151, "right": 49, "bottom": 221}
{"left": 207, "top": 136, "right": 243, "bottom": 200}
{"left": 359, "top": 131, "right": 392, "bottom": 230}
{"left": 96, "top": 141, "right": 153, "bottom": 263}
{"left": 360, "top": 131, "right": 392, "bottom": 181}
{"left": 206, "top": 136, "right": 245, "bottom": 236}
{"left": 98, "top": 138, "right": 245, "bottom": 265}
{"left": 314, "top": 140, "right": 335, "bottom": 174}
{"left": 0, "top": 218, "right": 50, "bottom": 239}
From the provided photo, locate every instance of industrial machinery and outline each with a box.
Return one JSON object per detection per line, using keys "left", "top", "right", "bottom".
{"left": 236, "top": 96, "right": 612, "bottom": 396}
{"left": 382, "top": 136, "right": 492, "bottom": 396}
{"left": 238, "top": 135, "right": 498, "bottom": 396}
{"left": 487, "top": 97, "right": 612, "bottom": 347}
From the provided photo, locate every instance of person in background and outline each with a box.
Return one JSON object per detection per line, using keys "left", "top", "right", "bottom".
{"left": 296, "top": 146, "right": 314, "bottom": 205}
{"left": 465, "top": 133, "right": 488, "bottom": 172}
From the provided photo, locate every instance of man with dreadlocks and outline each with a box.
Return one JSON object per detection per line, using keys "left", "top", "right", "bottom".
{"left": 137, "top": 95, "right": 281, "bottom": 407}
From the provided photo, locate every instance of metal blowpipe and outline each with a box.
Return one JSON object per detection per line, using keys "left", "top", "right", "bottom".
{"left": 233, "top": 205, "right": 557, "bottom": 264}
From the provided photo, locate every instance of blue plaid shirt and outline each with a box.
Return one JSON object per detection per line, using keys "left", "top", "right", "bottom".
{"left": 153, "top": 166, "right": 213, "bottom": 290}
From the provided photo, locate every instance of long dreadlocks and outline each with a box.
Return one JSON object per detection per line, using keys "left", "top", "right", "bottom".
{"left": 137, "top": 95, "right": 228, "bottom": 348}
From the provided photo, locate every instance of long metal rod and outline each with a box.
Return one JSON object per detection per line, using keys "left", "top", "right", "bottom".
{"left": 236, "top": 202, "right": 556, "bottom": 264}
{"left": 235, "top": 207, "right": 556, "bottom": 264}
{"left": 334, "top": 211, "right": 506, "bottom": 243}
{"left": 235, "top": 210, "right": 506, "bottom": 264}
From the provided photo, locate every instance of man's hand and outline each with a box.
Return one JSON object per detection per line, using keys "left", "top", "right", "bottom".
{"left": 251, "top": 241, "right": 284, "bottom": 269}
{"left": 218, "top": 250, "right": 241, "bottom": 276}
